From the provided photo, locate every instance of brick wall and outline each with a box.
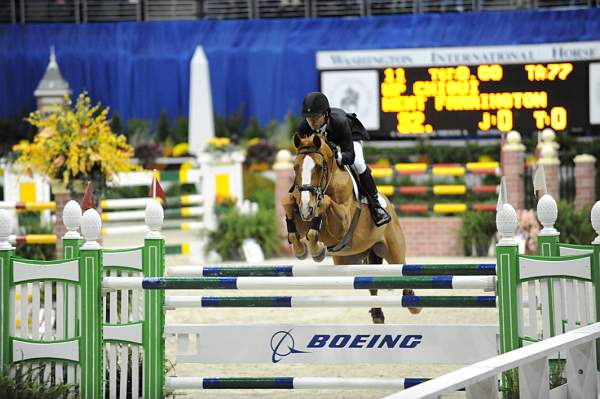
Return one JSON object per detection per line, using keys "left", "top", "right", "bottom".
{"left": 400, "top": 217, "right": 464, "bottom": 257}
{"left": 575, "top": 155, "right": 596, "bottom": 210}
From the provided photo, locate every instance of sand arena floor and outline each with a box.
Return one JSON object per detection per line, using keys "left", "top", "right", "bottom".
{"left": 105, "top": 230, "right": 497, "bottom": 399}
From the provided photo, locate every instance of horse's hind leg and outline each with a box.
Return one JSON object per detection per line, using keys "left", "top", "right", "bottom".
{"left": 367, "top": 251, "right": 385, "bottom": 324}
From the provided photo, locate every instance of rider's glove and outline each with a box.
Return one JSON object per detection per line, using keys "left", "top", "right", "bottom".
{"left": 333, "top": 145, "right": 343, "bottom": 166}
{"left": 336, "top": 151, "right": 343, "bottom": 167}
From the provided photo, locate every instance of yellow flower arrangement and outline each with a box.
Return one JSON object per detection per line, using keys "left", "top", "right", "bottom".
{"left": 13, "top": 92, "right": 138, "bottom": 191}
{"left": 206, "top": 136, "right": 233, "bottom": 153}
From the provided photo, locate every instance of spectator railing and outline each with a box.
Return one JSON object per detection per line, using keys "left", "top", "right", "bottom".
{"left": 1, "top": 0, "right": 598, "bottom": 24}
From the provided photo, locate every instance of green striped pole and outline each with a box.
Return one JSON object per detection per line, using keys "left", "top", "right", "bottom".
{"left": 79, "top": 211, "right": 103, "bottom": 399}
{"left": 62, "top": 220, "right": 81, "bottom": 365}
{"left": 143, "top": 232, "right": 166, "bottom": 398}
{"left": 537, "top": 232, "right": 559, "bottom": 338}
{"left": 496, "top": 200, "right": 520, "bottom": 356}
{"left": 497, "top": 242, "right": 520, "bottom": 354}
{"left": 0, "top": 217, "right": 13, "bottom": 372}
{"left": 536, "top": 194, "right": 560, "bottom": 337}
{"left": 538, "top": 225, "right": 559, "bottom": 341}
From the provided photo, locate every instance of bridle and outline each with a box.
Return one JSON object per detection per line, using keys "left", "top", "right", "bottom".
{"left": 292, "top": 145, "right": 333, "bottom": 211}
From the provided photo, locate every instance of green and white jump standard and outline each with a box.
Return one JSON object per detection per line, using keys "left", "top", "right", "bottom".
{"left": 2, "top": 193, "right": 600, "bottom": 398}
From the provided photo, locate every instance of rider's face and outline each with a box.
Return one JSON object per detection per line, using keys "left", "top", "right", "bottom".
{"left": 306, "top": 113, "right": 326, "bottom": 131}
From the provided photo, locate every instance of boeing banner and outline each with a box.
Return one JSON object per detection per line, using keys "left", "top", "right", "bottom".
{"left": 170, "top": 324, "right": 498, "bottom": 364}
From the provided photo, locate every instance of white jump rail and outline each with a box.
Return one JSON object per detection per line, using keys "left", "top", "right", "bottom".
{"left": 384, "top": 322, "right": 600, "bottom": 399}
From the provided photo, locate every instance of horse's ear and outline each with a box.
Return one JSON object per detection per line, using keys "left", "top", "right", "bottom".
{"left": 293, "top": 133, "right": 301, "bottom": 149}
{"left": 312, "top": 134, "right": 321, "bottom": 148}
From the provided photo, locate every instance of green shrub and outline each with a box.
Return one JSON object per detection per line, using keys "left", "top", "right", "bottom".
{"left": 243, "top": 172, "right": 275, "bottom": 200}
{"left": 460, "top": 211, "right": 497, "bottom": 256}
{"left": 0, "top": 364, "right": 75, "bottom": 398}
{"left": 207, "top": 207, "right": 278, "bottom": 260}
{"left": 555, "top": 201, "right": 595, "bottom": 245}
{"left": 248, "top": 188, "right": 275, "bottom": 210}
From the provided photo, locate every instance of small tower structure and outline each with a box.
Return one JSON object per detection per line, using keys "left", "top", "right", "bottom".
{"left": 34, "top": 46, "right": 71, "bottom": 115}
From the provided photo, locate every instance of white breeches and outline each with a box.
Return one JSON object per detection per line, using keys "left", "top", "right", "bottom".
{"left": 351, "top": 141, "right": 367, "bottom": 175}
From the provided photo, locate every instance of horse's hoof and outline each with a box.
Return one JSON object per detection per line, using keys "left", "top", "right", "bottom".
{"left": 369, "top": 308, "right": 385, "bottom": 324}
{"left": 312, "top": 246, "right": 327, "bottom": 263}
{"left": 295, "top": 243, "right": 308, "bottom": 260}
{"left": 403, "top": 289, "right": 423, "bottom": 315}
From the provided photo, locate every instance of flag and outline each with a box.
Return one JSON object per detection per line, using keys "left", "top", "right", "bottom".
{"left": 148, "top": 170, "right": 167, "bottom": 206}
{"left": 497, "top": 177, "right": 507, "bottom": 212}
{"left": 533, "top": 164, "right": 548, "bottom": 196}
{"left": 81, "top": 181, "right": 95, "bottom": 211}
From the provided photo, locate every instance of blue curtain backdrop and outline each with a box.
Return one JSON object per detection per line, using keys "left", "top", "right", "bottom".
{"left": 0, "top": 8, "right": 599, "bottom": 125}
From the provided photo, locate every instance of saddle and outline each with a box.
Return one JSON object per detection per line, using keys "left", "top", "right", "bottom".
{"left": 327, "top": 165, "right": 363, "bottom": 253}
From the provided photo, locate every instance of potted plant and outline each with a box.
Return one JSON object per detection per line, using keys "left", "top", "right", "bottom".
{"left": 13, "top": 92, "right": 137, "bottom": 195}
{"left": 12, "top": 92, "right": 137, "bottom": 255}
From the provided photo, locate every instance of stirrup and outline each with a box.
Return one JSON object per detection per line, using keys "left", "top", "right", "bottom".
{"left": 371, "top": 207, "right": 391, "bottom": 227}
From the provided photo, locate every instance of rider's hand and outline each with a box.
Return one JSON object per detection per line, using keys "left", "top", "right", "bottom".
{"left": 335, "top": 149, "right": 343, "bottom": 166}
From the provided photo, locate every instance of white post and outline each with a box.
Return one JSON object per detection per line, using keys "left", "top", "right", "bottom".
{"left": 0, "top": 209, "right": 13, "bottom": 250}
{"left": 566, "top": 340, "right": 597, "bottom": 397}
{"left": 518, "top": 357, "right": 550, "bottom": 398}
{"left": 188, "top": 46, "right": 215, "bottom": 155}
{"left": 198, "top": 150, "right": 244, "bottom": 231}
{"left": 465, "top": 376, "right": 497, "bottom": 399}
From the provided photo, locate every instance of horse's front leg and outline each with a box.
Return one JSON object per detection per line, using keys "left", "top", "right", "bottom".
{"left": 283, "top": 193, "right": 308, "bottom": 260}
{"left": 306, "top": 196, "right": 331, "bottom": 262}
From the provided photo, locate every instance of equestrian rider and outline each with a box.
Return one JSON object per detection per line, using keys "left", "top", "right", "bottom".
{"left": 296, "top": 91, "right": 391, "bottom": 227}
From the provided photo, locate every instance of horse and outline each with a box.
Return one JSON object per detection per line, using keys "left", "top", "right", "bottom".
{"left": 282, "top": 133, "right": 420, "bottom": 323}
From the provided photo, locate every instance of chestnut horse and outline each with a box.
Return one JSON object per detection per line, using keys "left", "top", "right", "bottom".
{"left": 282, "top": 133, "right": 419, "bottom": 323}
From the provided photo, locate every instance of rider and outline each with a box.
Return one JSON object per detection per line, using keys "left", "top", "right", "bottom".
{"left": 296, "top": 91, "right": 391, "bottom": 227}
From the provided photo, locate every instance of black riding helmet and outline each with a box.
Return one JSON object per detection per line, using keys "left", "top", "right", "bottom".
{"left": 302, "top": 92, "right": 330, "bottom": 117}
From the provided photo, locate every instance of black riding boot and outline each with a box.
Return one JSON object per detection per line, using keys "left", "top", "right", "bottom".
{"left": 358, "top": 169, "right": 391, "bottom": 227}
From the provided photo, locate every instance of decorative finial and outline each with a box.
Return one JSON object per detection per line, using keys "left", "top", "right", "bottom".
{"left": 541, "top": 128, "right": 556, "bottom": 144}
{"left": 533, "top": 164, "right": 548, "bottom": 196}
{"left": 145, "top": 200, "right": 164, "bottom": 239}
{"left": 592, "top": 201, "right": 600, "bottom": 244}
{"left": 81, "top": 209, "right": 102, "bottom": 249}
{"left": 504, "top": 130, "right": 525, "bottom": 151}
{"left": 496, "top": 178, "right": 518, "bottom": 245}
{"left": 62, "top": 200, "right": 82, "bottom": 239}
{"left": 0, "top": 209, "right": 13, "bottom": 250}
{"left": 506, "top": 130, "right": 521, "bottom": 145}
{"left": 536, "top": 194, "right": 559, "bottom": 236}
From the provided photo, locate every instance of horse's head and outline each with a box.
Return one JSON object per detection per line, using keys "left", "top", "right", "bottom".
{"left": 292, "top": 133, "right": 334, "bottom": 221}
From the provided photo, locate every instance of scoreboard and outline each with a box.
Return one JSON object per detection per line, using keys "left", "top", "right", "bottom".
{"left": 317, "top": 41, "right": 600, "bottom": 140}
